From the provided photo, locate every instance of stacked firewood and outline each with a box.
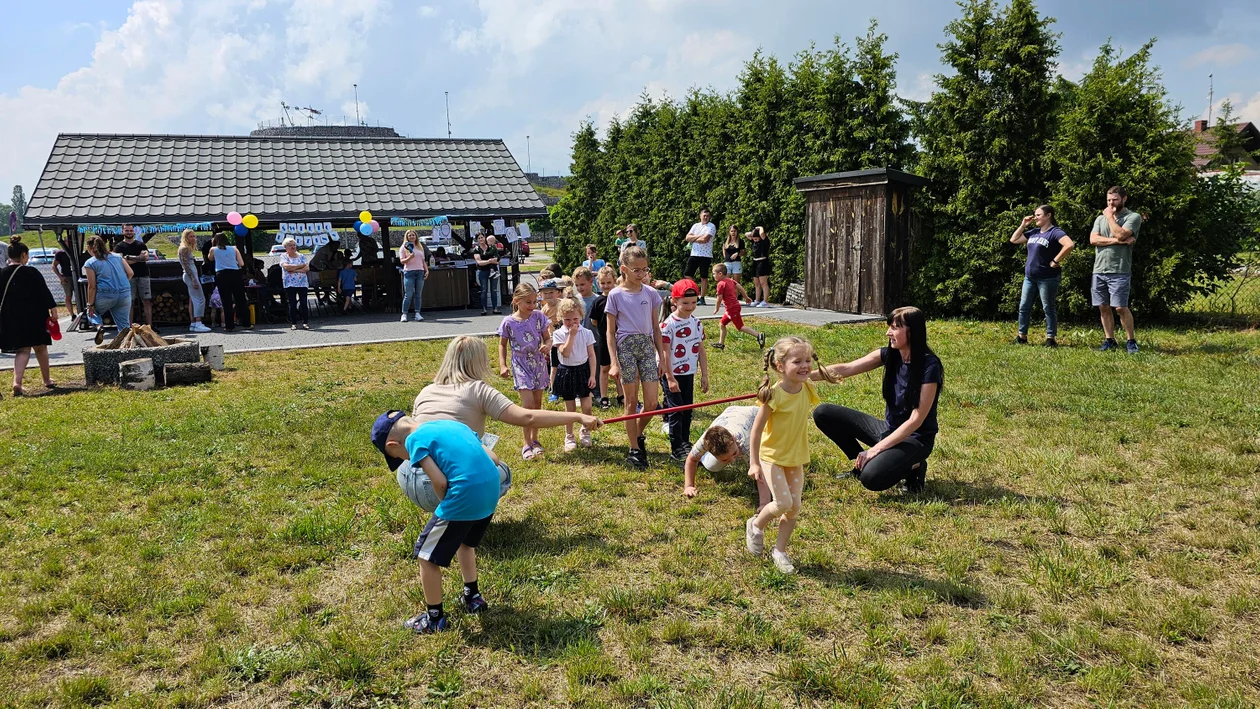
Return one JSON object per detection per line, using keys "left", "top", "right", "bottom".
{"left": 152, "top": 291, "right": 190, "bottom": 324}
{"left": 99, "top": 325, "right": 172, "bottom": 350}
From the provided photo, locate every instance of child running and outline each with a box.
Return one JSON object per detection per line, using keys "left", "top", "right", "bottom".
{"left": 552, "top": 297, "right": 598, "bottom": 451}
{"left": 498, "top": 283, "right": 552, "bottom": 459}
{"left": 606, "top": 246, "right": 672, "bottom": 468}
{"left": 659, "top": 279, "right": 708, "bottom": 460}
{"left": 589, "top": 265, "right": 620, "bottom": 409}
{"left": 711, "top": 263, "right": 765, "bottom": 350}
{"left": 746, "top": 336, "right": 839, "bottom": 573}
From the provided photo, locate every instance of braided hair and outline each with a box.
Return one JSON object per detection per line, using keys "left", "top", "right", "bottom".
{"left": 757, "top": 336, "right": 837, "bottom": 404}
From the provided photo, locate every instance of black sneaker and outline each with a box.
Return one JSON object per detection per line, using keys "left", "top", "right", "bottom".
{"left": 670, "top": 448, "right": 690, "bottom": 462}
{"left": 711, "top": 342, "right": 725, "bottom": 350}
{"left": 1126, "top": 339, "right": 1139, "bottom": 354}
{"left": 462, "top": 591, "right": 489, "bottom": 614}
{"left": 1043, "top": 337, "right": 1058, "bottom": 348}
{"left": 1015, "top": 335, "right": 1028, "bottom": 345}
{"left": 599, "top": 397, "right": 611, "bottom": 410}
{"left": 616, "top": 395, "right": 625, "bottom": 408}
{"left": 492, "top": 309, "right": 502, "bottom": 315}
{"left": 480, "top": 310, "right": 488, "bottom": 316}
{"left": 637, "top": 435, "right": 647, "bottom": 454}
{"left": 403, "top": 612, "right": 450, "bottom": 634}
{"left": 626, "top": 449, "right": 648, "bottom": 469}
{"left": 756, "top": 332, "right": 767, "bottom": 349}
{"left": 1098, "top": 338, "right": 1119, "bottom": 352}
{"left": 905, "top": 461, "right": 927, "bottom": 494}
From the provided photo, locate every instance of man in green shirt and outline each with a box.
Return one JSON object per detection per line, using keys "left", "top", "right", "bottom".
{"left": 1089, "top": 186, "right": 1142, "bottom": 353}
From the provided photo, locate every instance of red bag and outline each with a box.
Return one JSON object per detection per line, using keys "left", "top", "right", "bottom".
{"left": 47, "top": 316, "right": 62, "bottom": 341}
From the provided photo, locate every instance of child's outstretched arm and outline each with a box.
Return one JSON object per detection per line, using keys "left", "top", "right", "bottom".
{"left": 606, "top": 313, "right": 621, "bottom": 380}
{"left": 697, "top": 336, "right": 709, "bottom": 394}
{"left": 417, "top": 456, "right": 449, "bottom": 500}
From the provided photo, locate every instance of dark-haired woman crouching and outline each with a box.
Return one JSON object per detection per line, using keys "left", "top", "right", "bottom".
{"left": 811, "top": 306, "right": 943, "bottom": 493}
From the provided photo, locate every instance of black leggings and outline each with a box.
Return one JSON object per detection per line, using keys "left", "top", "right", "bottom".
{"left": 661, "top": 373, "right": 694, "bottom": 452}
{"left": 285, "top": 286, "right": 309, "bottom": 324}
{"left": 812, "top": 403, "right": 931, "bottom": 491}
{"left": 215, "top": 269, "right": 249, "bottom": 329}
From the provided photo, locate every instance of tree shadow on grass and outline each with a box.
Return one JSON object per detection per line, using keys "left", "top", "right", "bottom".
{"left": 801, "top": 565, "right": 987, "bottom": 608}
{"left": 483, "top": 516, "right": 608, "bottom": 560}
{"left": 466, "top": 601, "right": 604, "bottom": 658}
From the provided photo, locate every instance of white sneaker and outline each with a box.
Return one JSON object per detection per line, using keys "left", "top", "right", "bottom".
{"left": 745, "top": 517, "right": 764, "bottom": 555}
{"left": 400, "top": 314, "right": 409, "bottom": 322}
{"left": 564, "top": 433, "right": 578, "bottom": 452}
{"left": 189, "top": 323, "right": 211, "bottom": 333}
{"left": 771, "top": 549, "right": 795, "bottom": 574}
{"left": 760, "top": 301, "right": 772, "bottom": 308}
{"left": 415, "top": 314, "right": 424, "bottom": 321}
{"left": 661, "top": 421, "right": 671, "bottom": 435}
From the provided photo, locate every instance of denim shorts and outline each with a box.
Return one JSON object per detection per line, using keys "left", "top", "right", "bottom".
{"left": 1091, "top": 273, "right": 1131, "bottom": 308}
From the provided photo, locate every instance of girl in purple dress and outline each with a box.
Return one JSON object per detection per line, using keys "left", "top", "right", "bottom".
{"left": 497, "top": 283, "right": 552, "bottom": 459}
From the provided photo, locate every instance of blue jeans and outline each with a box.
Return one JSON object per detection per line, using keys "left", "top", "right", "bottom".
{"left": 402, "top": 270, "right": 426, "bottom": 315}
{"left": 477, "top": 269, "right": 501, "bottom": 311}
{"left": 95, "top": 290, "right": 132, "bottom": 331}
{"left": 1018, "top": 275, "right": 1060, "bottom": 338}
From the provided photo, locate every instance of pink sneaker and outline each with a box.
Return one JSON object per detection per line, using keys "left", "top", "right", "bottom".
{"left": 579, "top": 427, "right": 593, "bottom": 447}
{"left": 564, "top": 433, "right": 578, "bottom": 452}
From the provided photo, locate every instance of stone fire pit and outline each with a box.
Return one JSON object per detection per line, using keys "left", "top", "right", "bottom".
{"left": 82, "top": 338, "right": 202, "bottom": 386}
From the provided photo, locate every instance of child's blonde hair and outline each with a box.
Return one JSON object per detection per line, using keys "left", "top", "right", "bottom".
{"left": 573, "top": 266, "right": 593, "bottom": 282}
{"left": 433, "top": 335, "right": 492, "bottom": 385}
{"left": 511, "top": 282, "right": 537, "bottom": 312}
{"left": 757, "top": 336, "right": 837, "bottom": 404}
{"left": 558, "top": 297, "right": 584, "bottom": 319}
{"left": 597, "top": 265, "right": 618, "bottom": 288}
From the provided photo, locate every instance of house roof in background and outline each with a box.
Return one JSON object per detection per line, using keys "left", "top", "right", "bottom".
{"left": 24, "top": 134, "right": 547, "bottom": 226}
{"left": 1191, "top": 121, "right": 1260, "bottom": 170}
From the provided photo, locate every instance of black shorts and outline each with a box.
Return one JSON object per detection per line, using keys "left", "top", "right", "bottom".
{"left": 413, "top": 513, "right": 494, "bottom": 567}
{"left": 553, "top": 362, "right": 593, "bottom": 400}
{"left": 550, "top": 345, "right": 559, "bottom": 369}
{"left": 753, "top": 259, "right": 771, "bottom": 278}
{"left": 685, "top": 256, "right": 712, "bottom": 279}
{"left": 595, "top": 338, "right": 611, "bottom": 367}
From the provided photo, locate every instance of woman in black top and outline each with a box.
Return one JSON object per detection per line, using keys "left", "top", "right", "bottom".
{"left": 722, "top": 225, "right": 744, "bottom": 286}
{"left": 470, "top": 231, "right": 503, "bottom": 315}
{"left": 811, "top": 306, "right": 943, "bottom": 493}
{"left": 747, "top": 226, "right": 771, "bottom": 306}
{"left": 0, "top": 238, "right": 59, "bottom": 395}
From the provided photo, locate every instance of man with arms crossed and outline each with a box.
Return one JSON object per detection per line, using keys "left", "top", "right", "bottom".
{"left": 683, "top": 208, "right": 716, "bottom": 305}
{"left": 1090, "top": 186, "right": 1141, "bottom": 353}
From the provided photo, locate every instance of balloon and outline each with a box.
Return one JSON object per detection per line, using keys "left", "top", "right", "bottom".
{"left": 359, "top": 210, "right": 373, "bottom": 223}
{"left": 234, "top": 224, "right": 248, "bottom": 237}
{"left": 353, "top": 220, "right": 363, "bottom": 232}
{"left": 242, "top": 214, "right": 259, "bottom": 229}
{"left": 359, "top": 223, "right": 373, "bottom": 236}
{"left": 370, "top": 219, "right": 380, "bottom": 233}
{"left": 227, "top": 211, "right": 243, "bottom": 225}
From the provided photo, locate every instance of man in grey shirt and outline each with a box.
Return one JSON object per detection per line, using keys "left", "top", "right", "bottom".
{"left": 1089, "top": 186, "right": 1141, "bottom": 353}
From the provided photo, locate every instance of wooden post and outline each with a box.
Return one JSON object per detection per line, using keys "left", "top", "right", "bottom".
{"left": 119, "top": 358, "right": 155, "bottom": 391}
{"left": 202, "top": 344, "right": 225, "bottom": 370}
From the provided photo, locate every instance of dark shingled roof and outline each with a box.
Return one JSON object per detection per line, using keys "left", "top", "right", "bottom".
{"left": 25, "top": 133, "right": 548, "bottom": 226}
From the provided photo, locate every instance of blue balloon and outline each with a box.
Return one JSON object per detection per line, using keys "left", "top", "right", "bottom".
{"left": 234, "top": 224, "right": 248, "bottom": 237}
{"left": 353, "top": 220, "right": 363, "bottom": 231}
{"left": 359, "top": 223, "right": 372, "bottom": 236}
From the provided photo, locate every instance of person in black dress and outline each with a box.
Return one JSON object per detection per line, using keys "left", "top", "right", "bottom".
{"left": 0, "top": 237, "right": 59, "bottom": 396}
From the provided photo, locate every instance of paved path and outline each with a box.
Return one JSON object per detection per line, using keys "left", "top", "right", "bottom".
{"left": 1, "top": 306, "right": 881, "bottom": 371}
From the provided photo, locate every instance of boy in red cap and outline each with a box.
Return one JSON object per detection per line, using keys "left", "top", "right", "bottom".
{"left": 711, "top": 263, "right": 766, "bottom": 350}
{"left": 660, "top": 279, "right": 709, "bottom": 460}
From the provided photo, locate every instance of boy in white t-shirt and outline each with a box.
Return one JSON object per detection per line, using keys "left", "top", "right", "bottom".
{"left": 683, "top": 208, "right": 717, "bottom": 304}
{"left": 660, "top": 279, "right": 709, "bottom": 460}
{"left": 552, "top": 297, "right": 598, "bottom": 451}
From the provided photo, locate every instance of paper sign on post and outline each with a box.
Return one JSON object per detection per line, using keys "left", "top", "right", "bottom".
{"left": 493, "top": 219, "right": 506, "bottom": 235}
{"left": 470, "top": 221, "right": 484, "bottom": 236}
{"left": 504, "top": 226, "right": 519, "bottom": 242}
{"left": 519, "top": 223, "right": 531, "bottom": 240}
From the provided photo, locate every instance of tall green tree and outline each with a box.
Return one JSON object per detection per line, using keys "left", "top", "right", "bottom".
{"left": 1047, "top": 41, "right": 1207, "bottom": 317}
{"left": 913, "top": 0, "right": 1060, "bottom": 315}
{"left": 10, "top": 185, "right": 26, "bottom": 229}
{"left": 551, "top": 121, "right": 606, "bottom": 269}
{"left": 0, "top": 202, "right": 11, "bottom": 237}
{"left": 1206, "top": 99, "right": 1257, "bottom": 168}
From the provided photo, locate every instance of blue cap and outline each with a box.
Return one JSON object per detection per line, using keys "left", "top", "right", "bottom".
{"left": 539, "top": 278, "right": 562, "bottom": 291}
{"left": 371, "top": 410, "right": 407, "bottom": 471}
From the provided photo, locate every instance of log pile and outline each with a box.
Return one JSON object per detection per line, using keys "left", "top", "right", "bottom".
{"left": 153, "top": 291, "right": 190, "bottom": 324}
{"left": 98, "top": 325, "right": 171, "bottom": 350}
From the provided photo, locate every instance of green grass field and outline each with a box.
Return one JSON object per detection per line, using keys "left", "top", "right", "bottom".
{"left": 1, "top": 319, "right": 1258, "bottom": 707}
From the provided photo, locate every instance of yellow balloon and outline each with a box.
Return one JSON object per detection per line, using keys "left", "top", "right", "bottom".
{"left": 359, "top": 210, "right": 373, "bottom": 223}
{"left": 242, "top": 214, "right": 259, "bottom": 229}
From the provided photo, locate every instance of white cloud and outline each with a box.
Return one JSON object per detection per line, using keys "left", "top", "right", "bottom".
{"left": 0, "top": 0, "right": 388, "bottom": 194}
{"left": 1186, "top": 43, "right": 1254, "bottom": 67}
{"left": 1235, "top": 92, "right": 1260, "bottom": 125}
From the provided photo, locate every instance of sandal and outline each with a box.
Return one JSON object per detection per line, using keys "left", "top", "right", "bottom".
{"left": 12, "top": 386, "right": 24, "bottom": 397}
{"left": 43, "top": 381, "right": 57, "bottom": 389}
{"left": 522, "top": 445, "right": 536, "bottom": 460}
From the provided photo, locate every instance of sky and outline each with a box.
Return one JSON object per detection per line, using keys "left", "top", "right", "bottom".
{"left": 3, "top": 0, "right": 1259, "bottom": 200}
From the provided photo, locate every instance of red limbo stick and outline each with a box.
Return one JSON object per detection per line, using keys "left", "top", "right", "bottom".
{"left": 603, "top": 393, "right": 757, "bottom": 424}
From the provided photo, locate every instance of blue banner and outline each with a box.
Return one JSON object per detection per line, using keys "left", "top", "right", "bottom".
{"left": 389, "top": 216, "right": 448, "bottom": 227}
{"left": 77, "top": 222, "right": 214, "bottom": 236}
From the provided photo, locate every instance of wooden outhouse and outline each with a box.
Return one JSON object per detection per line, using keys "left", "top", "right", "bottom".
{"left": 794, "top": 168, "right": 930, "bottom": 316}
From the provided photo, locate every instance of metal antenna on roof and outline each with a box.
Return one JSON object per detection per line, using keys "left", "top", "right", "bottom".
{"left": 445, "top": 92, "right": 452, "bottom": 139}
{"left": 354, "top": 83, "right": 362, "bottom": 126}
{"left": 527, "top": 135, "right": 531, "bottom": 173}
{"left": 1207, "top": 74, "right": 1214, "bottom": 124}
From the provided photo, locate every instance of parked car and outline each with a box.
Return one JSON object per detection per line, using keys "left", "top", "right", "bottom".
{"left": 148, "top": 249, "right": 165, "bottom": 261}
{"left": 269, "top": 244, "right": 287, "bottom": 255}
{"left": 518, "top": 240, "right": 530, "bottom": 257}
{"left": 27, "top": 247, "right": 58, "bottom": 264}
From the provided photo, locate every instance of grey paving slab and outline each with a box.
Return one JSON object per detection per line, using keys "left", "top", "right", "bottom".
{"left": 1, "top": 305, "right": 882, "bottom": 372}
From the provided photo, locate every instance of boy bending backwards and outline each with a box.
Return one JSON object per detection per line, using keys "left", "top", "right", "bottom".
{"left": 373, "top": 411, "right": 501, "bottom": 634}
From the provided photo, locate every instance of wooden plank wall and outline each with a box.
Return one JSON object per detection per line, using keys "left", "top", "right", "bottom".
{"left": 805, "top": 185, "right": 884, "bottom": 313}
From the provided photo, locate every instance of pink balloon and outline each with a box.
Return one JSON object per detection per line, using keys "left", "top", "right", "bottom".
{"left": 370, "top": 219, "right": 380, "bottom": 233}
{"left": 226, "top": 211, "right": 243, "bottom": 225}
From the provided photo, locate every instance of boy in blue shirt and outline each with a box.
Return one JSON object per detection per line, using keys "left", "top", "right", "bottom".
{"left": 338, "top": 258, "right": 356, "bottom": 313}
{"left": 372, "top": 411, "right": 501, "bottom": 633}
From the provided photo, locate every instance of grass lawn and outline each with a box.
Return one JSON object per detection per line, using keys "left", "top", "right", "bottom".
{"left": 1, "top": 319, "right": 1259, "bottom": 707}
